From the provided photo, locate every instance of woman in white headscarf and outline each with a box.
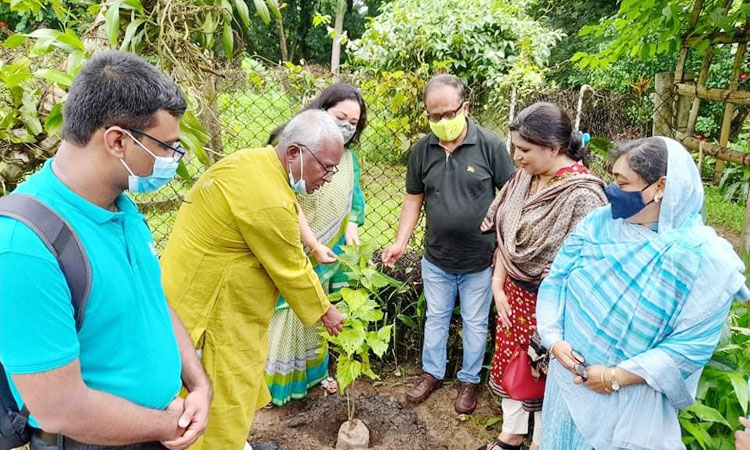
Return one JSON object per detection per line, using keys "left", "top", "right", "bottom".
{"left": 536, "top": 136, "right": 749, "bottom": 449}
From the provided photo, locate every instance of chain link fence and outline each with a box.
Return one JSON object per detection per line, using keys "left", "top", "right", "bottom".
{"left": 138, "top": 62, "right": 651, "bottom": 258}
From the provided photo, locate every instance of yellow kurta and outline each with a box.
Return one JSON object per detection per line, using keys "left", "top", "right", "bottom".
{"left": 160, "top": 146, "right": 329, "bottom": 450}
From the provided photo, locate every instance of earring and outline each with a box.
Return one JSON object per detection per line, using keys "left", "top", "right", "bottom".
{"left": 654, "top": 195, "right": 662, "bottom": 204}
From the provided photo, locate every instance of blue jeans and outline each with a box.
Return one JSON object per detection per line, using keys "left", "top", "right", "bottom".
{"left": 420, "top": 256, "right": 492, "bottom": 384}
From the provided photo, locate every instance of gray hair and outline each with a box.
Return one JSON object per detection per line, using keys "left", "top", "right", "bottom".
{"left": 277, "top": 109, "right": 343, "bottom": 153}
{"left": 423, "top": 74, "right": 468, "bottom": 103}
{"left": 613, "top": 137, "right": 668, "bottom": 184}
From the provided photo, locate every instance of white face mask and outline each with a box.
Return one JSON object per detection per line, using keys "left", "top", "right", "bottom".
{"left": 119, "top": 130, "right": 180, "bottom": 193}
{"left": 288, "top": 148, "right": 308, "bottom": 196}
{"left": 335, "top": 119, "right": 356, "bottom": 144}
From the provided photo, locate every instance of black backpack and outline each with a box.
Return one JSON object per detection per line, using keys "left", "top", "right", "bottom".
{"left": 0, "top": 193, "right": 91, "bottom": 448}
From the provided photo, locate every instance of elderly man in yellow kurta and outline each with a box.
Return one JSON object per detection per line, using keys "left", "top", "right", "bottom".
{"left": 160, "top": 109, "right": 346, "bottom": 450}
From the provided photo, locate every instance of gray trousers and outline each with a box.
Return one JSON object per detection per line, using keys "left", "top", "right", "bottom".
{"left": 29, "top": 432, "right": 166, "bottom": 450}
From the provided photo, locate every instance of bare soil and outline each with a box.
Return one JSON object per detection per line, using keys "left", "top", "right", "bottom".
{"left": 250, "top": 373, "right": 511, "bottom": 450}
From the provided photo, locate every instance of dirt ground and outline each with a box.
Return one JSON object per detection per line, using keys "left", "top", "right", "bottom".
{"left": 250, "top": 373, "right": 515, "bottom": 450}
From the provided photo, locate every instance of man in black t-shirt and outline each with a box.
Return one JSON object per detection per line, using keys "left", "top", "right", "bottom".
{"left": 382, "top": 74, "right": 515, "bottom": 414}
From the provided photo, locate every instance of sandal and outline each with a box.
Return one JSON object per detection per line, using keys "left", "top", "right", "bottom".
{"left": 477, "top": 438, "right": 523, "bottom": 450}
{"left": 320, "top": 376, "right": 338, "bottom": 395}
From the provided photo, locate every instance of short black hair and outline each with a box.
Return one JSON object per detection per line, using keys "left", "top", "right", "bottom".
{"left": 423, "top": 74, "right": 468, "bottom": 104}
{"left": 268, "top": 82, "right": 367, "bottom": 146}
{"left": 613, "top": 137, "right": 668, "bottom": 184}
{"left": 62, "top": 50, "right": 187, "bottom": 146}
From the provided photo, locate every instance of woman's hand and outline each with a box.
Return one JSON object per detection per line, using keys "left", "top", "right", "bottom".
{"left": 550, "top": 340, "right": 581, "bottom": 373}
{"left": 313, "top": 244, "right": 337, "bottom": 264}
{"left": 345, "top": 222, "right": 361, "bottom": 246}
{"left": 736, "top": 417, "right": 750, "bottom": 450}
{"left": 493, "top": 284, "right": 512, "bottom": 329}
{"left": 574, "top": 365, "right": 611, "bottom": 393}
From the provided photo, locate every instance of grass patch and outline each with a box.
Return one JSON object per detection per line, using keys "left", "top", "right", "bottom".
{"left": 705, "top": 185, "right": 744, "bottom": 235}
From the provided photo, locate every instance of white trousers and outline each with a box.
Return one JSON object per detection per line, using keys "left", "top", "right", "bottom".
{"left": 501, "top": 398, "right": 542, "bottom": 445}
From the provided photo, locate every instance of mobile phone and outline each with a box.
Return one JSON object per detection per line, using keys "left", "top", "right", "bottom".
{"left": 570, "top": 349, "right": 587, "bottom": 381}
{"left": 574, "top": 363, "right": 588, "bottom": 381}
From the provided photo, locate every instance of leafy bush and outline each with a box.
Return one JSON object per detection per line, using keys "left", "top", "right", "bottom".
{"left": 323, "top": 241, "right": 404, "bottom": 395}
{"left": 680, "top": 300, "right": 750, "bottom": 449}
{"left": 347, "top": 0, "right": 563, "bottom": 102}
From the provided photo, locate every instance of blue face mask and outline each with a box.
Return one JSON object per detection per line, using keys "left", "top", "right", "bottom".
{"left": 288, "top": 149, "right": 308, "bottom": 196}
{"left": 120, "top": 131, "right": 179, "bottom": 193}
{"left": 604, "top": 182, "right": 656, "bottom": 219}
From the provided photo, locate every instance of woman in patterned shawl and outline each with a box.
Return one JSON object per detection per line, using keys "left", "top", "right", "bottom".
{"left": 479, "top": 103, "right": 607, "bottom": 450}
{"left": 537, "top": 137, "right": 748, "bottom": 449}
{"left": 264, "top": 83, "right": 367, "bottom": 406}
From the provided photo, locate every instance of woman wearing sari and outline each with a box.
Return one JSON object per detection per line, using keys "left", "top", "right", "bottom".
{"left": 264, "top": 83, "right": 367, "bottom": 406}
{"left": 537, "top": 136, "right": 749, "bottom": 449}
{"left": 479, "top": 103, "right": 607, "bottom": 450}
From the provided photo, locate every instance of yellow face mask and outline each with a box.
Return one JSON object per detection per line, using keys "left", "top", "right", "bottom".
{"left": 429, "top": 112, "right": 466, "bottom": 142}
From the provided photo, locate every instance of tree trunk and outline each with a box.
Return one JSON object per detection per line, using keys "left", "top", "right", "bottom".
{"left": 330, "top": 0, "right": 346, "bottom": 75}
{"left": 200, "top": 75, "right": 224, "bottom": 163}
{"left": 277, "top": 16, "right": 289, "bottom": 61}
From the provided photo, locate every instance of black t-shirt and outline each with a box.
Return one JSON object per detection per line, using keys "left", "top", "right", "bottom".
{"left": 406, "top": 119, "right": 515, "bottom": 274}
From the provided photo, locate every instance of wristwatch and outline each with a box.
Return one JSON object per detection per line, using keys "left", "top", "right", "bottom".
{"left": 610, "top": 367, "right": 621, "bottom": 392}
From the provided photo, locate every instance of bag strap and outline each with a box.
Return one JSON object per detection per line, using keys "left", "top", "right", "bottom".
{"left": 0, "top": 194, "right": 91, "bottom": 330}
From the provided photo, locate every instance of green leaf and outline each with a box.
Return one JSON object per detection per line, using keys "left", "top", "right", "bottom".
{"left": 234, "top": 0, "right": 251, "bottom": 28}
{"left": 43, "top": 103, "right": 63, "bottom": 136}
{"left": 336, "top": 355, "right": 361, "bottom": 393}
{"left": 728, "top": 373, "right": 749, "bottom": 415}
{"left": 105, "top": 2, "right": 121, "bottom": 46}
{"left": 3, "top": 34, "right": 27, "bottom": 49}
{"left": 222, "top": 22, "right": 233, "bottom": 60}
{"left": 366, "top": 331, "right": 388, "bottom": 357}
{"left": 266, "top": 0, "right": 281, "bottom": 20}
{"left": 377, "top": 325, "right": 392, "bottom": 344}
{"left": 397, "top": 313, "right": 416, "bottom": 328}
{"left": 337, "top": 324, "right": 366, "bottom": 356}
{"left": 176, "top": 159, "right": 190, "bottom": 182}
{"left": 33, "top": 68, "right": 73, "bottom": 88}
{"left": 120, "top": 18, "right": 145, "bottom": 51}
{"left": 340, "top": 288, "right": 368, "bottom": 312}
{"left": 57, "top": 29, "right": 86, "bottom": 52}
{"left": 679, "top": 417, "right": 712, "bottom": 449}
{"left": 682, "top": 403, "right": 731, "bottom": 428}
{"left": 179, "top": 129, "right": 210, "bottom": 166}
{"left": 120, "top": 0, "right": 144, "bottom": 14}
{"left": 252, "top": 0, "right": 271, "bottom": 25}
{"left": 486, "top": 416, "right": 501, "bottom": 427}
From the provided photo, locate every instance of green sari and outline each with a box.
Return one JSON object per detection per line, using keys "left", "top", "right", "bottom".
{"left": 264, "top": 149, "right": 365, "bottom": 406}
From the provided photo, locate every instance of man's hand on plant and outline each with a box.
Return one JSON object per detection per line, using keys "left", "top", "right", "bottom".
{"left": 313, "top": 244, "right": 337, "bottom": 264}
{"left": 321, "top": 304, "right": 344, "bottom": 336}
{"left": 381, "top": 242, "right": 405, "bottom": 268}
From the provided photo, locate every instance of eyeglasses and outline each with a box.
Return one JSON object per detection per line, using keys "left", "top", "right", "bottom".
{"left": 425, "top": 102, "right": 466, "bottom": 122}
{"left": 297, "top": 143, "right": 339, "bottom": 179}
{"left": 125, "top": 128, "right": 186, "bottom": 163}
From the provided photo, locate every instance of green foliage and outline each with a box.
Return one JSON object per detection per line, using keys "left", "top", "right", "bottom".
{"left": 681, "top": 301, "right": 750, "bottom": 449}
{"left": 573, "top": 0, "right": 750, "bottom": 69}
{"left": 718, "top": 133, "right": 750, "bottom": 205}
{"left": 348, "top": 0, "right": 563, "bottom": 101}
{"left": 323, "top": 241, "right": 403, "bottom": 396}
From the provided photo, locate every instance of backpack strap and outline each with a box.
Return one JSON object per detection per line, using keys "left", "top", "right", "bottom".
{"left": 0, "top": 194, "right": 91, "bottom": 330}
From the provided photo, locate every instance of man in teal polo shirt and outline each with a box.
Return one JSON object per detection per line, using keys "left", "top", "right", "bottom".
{"left": 0, "top": 51, "right": 211, "bottom": 449}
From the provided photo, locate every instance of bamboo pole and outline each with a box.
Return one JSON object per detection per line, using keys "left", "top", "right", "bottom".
{"left": 675, "top": 0, "right": 705, "bottom": 83}
{"left": 674, "top": 131, "right": 750, "bottom": 166}
{"left": 676, "top": 84, "right": 750, "bottom": 106}
{"left": 714, "top": 28, "right": 749, "bottom": 183}
{"left": 684, "top": 0, "right": 732, "bottom": 137}
{"left": 684, "top": 29, "right": 750, "bottom": 46}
